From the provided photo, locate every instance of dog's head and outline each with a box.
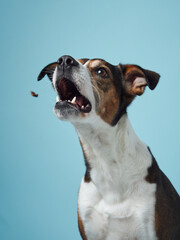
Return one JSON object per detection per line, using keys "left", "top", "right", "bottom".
{"left": 38, "top": 55, "right": 160, "bottom": 126}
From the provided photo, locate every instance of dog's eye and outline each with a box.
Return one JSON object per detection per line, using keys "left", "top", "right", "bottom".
{"left": 96, "top": 68, "right": 108, "bottom": 78}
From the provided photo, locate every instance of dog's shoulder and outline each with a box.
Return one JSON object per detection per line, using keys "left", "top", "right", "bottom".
{"left": 146, "top": 147, "right": 180, "bottom": 239}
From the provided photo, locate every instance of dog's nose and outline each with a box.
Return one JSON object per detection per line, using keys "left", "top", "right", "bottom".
{"left": 57, "top": 55, "right": 78, "bottom": 68}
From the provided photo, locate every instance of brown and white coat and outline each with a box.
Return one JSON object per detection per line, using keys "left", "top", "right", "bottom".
{"left": 38, "top": 56, "right": 180, "bottom": 240}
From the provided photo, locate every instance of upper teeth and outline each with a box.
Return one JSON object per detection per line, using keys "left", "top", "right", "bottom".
{"left": 71, "top": 96, "right": 76, "bottom": 104}
{"left": 57, "top": 95, "right": 90, "bottom": 111}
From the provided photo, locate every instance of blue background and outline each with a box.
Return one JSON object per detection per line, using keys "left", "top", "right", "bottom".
{"left": 1, "top": 0, "right": 180, "bottom": 239}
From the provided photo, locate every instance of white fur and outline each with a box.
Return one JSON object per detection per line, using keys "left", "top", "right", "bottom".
{"left": 133, "top": 77, "right": 147, "bottom": 87}
{"left": 77, "top": 115, "right": 157, "bottom": 240}
{"left": 86, "top": 59, "right": 101, "bottom": 68}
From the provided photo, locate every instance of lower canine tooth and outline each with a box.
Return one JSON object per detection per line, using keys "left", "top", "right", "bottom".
{"left": 71, "top": 96, "right": 76, "bottom": 103}
{"left": 81, "top": 105, "right": 84, "bottom": 109}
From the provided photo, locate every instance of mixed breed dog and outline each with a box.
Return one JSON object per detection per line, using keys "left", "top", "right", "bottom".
{"left": 38, "top": 55, "right": 180, "bottom": 240}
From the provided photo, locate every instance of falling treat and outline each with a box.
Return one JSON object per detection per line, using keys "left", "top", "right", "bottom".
{"left": 31, "top": 91, "right": 38, "bottom": 97}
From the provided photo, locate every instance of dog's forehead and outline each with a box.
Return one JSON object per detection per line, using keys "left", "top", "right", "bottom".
{"left": 85, "top": 58, "right": 111, "bottom": 69}
{"left": 77, "top": 58, "right": 121, "bottom": 81}
{"left": 86, "top": 59, "right": 106, "bottom": 68}
{"left": 83, "top": 58, "right": 117, "bottom": 73}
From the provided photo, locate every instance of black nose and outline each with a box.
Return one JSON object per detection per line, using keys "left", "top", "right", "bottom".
{"left": 57, "top": 55, "right": 78, "bottom": 68}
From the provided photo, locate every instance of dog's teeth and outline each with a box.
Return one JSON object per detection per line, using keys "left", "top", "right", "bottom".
{"left": 71, "top": 96, "right": 76, "bottom": 104}
{"left": 81, "top": 105, "right": 85, "bottom": 109}
{"left": 56, "top": 96, "right": 60, "bottom": 102}
{"left": 68, "top": 100, "right": 71, "bottom": 102}
{"left": 86, "top": 104, "right": 90, "bottom": 108}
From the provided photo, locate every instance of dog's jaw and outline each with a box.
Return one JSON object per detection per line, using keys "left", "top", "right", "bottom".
{"left": 53, "top": 62, "right": 97, "bottom": 123}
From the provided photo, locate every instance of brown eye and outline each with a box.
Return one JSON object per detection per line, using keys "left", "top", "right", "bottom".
{"left": 96, "top": 68, "right": 108, "bottom": 77}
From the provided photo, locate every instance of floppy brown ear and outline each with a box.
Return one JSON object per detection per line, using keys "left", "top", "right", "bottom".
{"left": 121, "top": 64, "right": 160, "bottom": 96}
{"left": 37, "top": 62, "right": 58, "bottom": 81}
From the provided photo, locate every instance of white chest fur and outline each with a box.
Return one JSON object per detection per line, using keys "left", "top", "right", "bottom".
{"left": 79, "top": 179, "right": 157, "bottom": 240}
{"left": 76, "top": 115, "right": 157, "bottom": 240}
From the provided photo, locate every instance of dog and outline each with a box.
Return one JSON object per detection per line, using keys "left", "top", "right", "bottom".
{"left": 38, "top": 55, "right": 180, "bottom": 240}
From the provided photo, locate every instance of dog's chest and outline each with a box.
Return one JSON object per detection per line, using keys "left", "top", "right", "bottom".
{"left": 77, "top": 118, "right": 157, "bottom": 239}
{"left": 78, "top": 179, "right": 157, "bottom": 240}
{"left": 78, "top": 149, "right": 157, "bottom": 240}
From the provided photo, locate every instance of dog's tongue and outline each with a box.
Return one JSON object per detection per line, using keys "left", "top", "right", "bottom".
{"left": 72, "top": 94, "right": 90, "bottom": 112}
{"left": 76, "top": 95, "right": 84, "bottom": 107}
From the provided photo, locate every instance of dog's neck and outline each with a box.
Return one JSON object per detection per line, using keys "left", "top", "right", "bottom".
{"left": 74, "top": 114, "right": 149, "bottom": 164}
{"left": 74, "top": 114, "right": 152, "bottom": 203}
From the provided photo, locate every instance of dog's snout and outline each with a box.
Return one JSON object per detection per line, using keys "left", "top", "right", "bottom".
{"left": 57, "top": 55, "right": 78, "bottom": 68}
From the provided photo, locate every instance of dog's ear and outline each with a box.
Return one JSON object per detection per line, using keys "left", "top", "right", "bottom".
{"left": 77, "top": 58, "right": 89, "bottom": 65}
{"left": 120, "top": 64, "right": 160, "bottom": 96}
{"left": 37, "top": 62, "right": 58, "bottom": 81}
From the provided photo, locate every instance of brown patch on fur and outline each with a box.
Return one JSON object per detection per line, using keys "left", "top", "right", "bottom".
{"left": 123, "top": 65, "right": 146, "bottom": 96}
{"left": 77, "top": 58, "right": 89, "bottom": 65}
{"left": 97, "top": 86, "right": 119, "bottom": 124}
{"left": 96, "top": 79, "right": 112, "bottom": 92}
{"left": 124, "top": 65, "right": 144, "bottom": 76}
{"left": 78, "top": 209, "right": 88, "bottom": 240}
{"left": 146, "top": 147, "right": 180, "bottom": 239}
{"left": 87, "top": 59, "right": 120, "bottom": 124}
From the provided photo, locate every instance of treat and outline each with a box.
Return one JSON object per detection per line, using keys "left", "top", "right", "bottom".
{"left": 31, "top": 91, "right": 38, "bottom": 97}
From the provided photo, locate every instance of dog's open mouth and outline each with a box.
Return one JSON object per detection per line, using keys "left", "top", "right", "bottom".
{"left": 56, "top": 78, "right": 92, "bottom": 113}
